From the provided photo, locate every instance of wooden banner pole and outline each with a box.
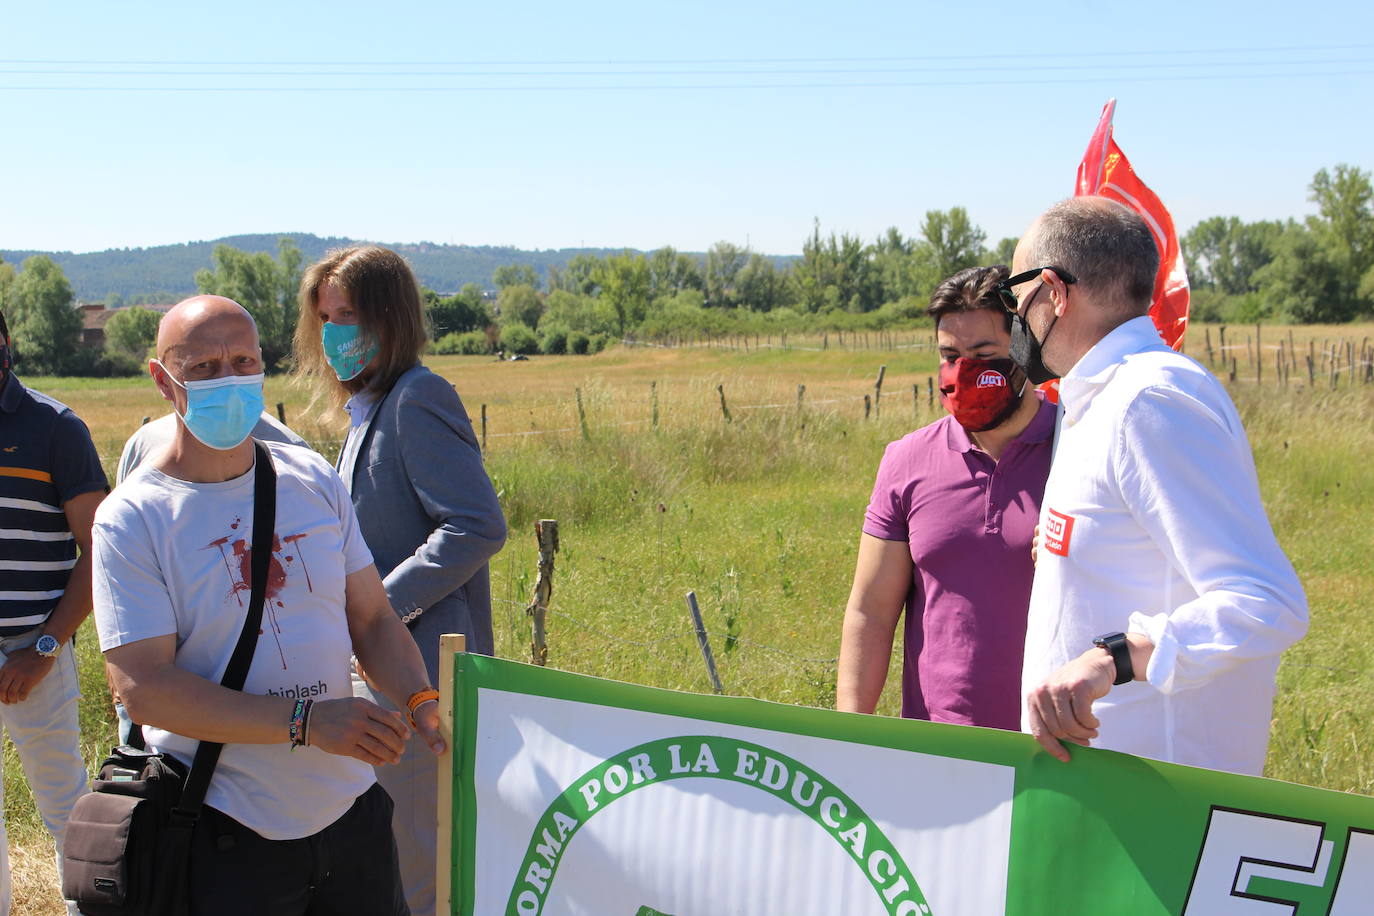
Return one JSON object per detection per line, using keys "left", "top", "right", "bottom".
{"left": 436, "top": 632, "right": 466, "bottom": 916}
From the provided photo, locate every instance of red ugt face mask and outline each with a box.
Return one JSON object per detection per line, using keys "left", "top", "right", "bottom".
{"left": 938, "top": 357, "right": 1027, "bottom": 432}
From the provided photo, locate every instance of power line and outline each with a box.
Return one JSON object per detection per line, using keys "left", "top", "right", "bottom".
{"left": 3, "top": 69, "right": 1370, "bottom": 93}
{"left": 0, "top": 58, "right": 1366, "bottom": 78}
{"left": 0, "top": 43, "right": 1369, "bottom": 67}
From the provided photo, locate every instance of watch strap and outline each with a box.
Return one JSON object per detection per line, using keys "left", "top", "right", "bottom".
{"left": 1093, "top": 632, "right": 1134, "bottom": 686}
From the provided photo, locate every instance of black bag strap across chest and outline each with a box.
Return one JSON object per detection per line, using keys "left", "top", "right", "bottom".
{"left": 170, "top": 438, "right": 276, "bottom": 827}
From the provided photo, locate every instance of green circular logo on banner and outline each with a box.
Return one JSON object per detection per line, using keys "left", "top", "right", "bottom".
{"left": 505, "top": 735, "right": 934, "bottom": 915}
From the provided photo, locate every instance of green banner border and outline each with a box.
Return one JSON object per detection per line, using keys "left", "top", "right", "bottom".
{"left": 451, "top": 654, "right": 1374, "bottom": 915}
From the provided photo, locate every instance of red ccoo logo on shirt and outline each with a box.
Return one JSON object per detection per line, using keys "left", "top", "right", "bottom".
{"left": 1043, "top": 508, "right": 1075, "bottom": 557}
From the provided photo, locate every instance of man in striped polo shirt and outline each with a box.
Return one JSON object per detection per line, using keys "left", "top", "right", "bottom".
{"left": 0, "top": 308, "right": 107, "bottom": 915}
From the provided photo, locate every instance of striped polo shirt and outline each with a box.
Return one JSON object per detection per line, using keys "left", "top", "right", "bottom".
{"left": 0, "top": 373, "right": 107, "bottom": 635}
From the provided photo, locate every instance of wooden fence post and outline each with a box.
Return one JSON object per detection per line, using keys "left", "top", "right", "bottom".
{"left": 1205, "top": 327, "right": 1214, "bottom": 366}
{"left": 873, "top": 365, "right": 886, "bottom": 418}
{"left": 684, "top": 591, "right": 724, "bottom": 695}
{"left": 863, "top": 394, "right": 871, "bottom": 419}
{"left": 575, "top": 388, "right": 590, "bottom": 441}
{"left": 716, "top": 384, "right": 732, "bottom": 423}
{"left": 796, "top": 384, "right": 806, "bottom": 428}
{"left": 480, "top": 404, "right": 487, "bottom": 451}
{"left": 276, "top": 401, "right": 286, "bottom": 424}
{"left": 435, "top": 632, "right": 466, "bottom": 916}
{"left": 526, "top": 520, "right": 559, "bottom": 667}
{"left": 912, "top": 383, "right": 919, "bottom": 420}
{"left": 927, "top": 376, "right": 934, "bottom": 408}
{"left": 651, "top": 381, "right": 659, "bottom": 431}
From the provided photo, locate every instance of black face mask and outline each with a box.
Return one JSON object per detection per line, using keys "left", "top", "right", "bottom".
{"left": 1008, "top": 284, "right": 1059, "bottom": 384}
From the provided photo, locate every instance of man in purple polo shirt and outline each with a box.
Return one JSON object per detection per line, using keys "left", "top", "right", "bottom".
{"left": 837, "top": 265, "right": 1055, "bottom": 730}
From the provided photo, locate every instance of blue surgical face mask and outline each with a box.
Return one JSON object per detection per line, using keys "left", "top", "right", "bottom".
{"left": 155, "top": 361, "right": 264, "bottom": 450}
{"left": 321, "top": 322, "right": 379, "bottom": 382}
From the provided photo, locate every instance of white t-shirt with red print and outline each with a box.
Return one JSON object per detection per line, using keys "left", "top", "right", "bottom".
{"left": 93, "top": 441, "right": 377, "bottom": 840}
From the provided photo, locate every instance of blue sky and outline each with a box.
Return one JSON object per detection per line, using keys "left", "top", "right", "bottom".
{"left": 3, "top": 1, "right": 1371, "bottom": 257}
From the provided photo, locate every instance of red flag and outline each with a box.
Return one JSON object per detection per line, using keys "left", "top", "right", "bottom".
{"left": 1074, "top": 99, "right": 1190, "bottom": 351}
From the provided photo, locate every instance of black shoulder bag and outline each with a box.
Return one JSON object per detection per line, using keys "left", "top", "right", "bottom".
{"left": 63, "top": 440, "right": 277, "bottom": 916}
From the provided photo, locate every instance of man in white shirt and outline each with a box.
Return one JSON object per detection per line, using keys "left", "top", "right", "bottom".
{"left": 1009, "top": 197, "right": 1307, "bottom": 776}
{"left": 93, "top": 295, "right": 444, "bottom": 914}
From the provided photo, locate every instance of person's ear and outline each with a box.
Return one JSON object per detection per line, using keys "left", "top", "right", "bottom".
{"left": 1042, "top": 269, "right": 1072, "bottom": 319}
{"left": 149, "top": 359, "right": 177, "bottom": 404}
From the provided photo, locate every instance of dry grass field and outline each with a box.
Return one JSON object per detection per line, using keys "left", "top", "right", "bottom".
{"left": 6, "top": 320, "right": 1374, "bottom": 913}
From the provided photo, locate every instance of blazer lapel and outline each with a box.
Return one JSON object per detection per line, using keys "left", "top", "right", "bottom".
{"left": 338, "top": 383, "right": 396, "bottom": 491}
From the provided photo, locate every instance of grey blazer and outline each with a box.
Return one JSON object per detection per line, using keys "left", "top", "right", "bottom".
{"left": 338, "top": 365, "right": 506, "bottom": 678}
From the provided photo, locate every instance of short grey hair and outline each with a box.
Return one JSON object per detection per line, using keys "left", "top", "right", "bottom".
{"left": 1030, "top": 197, "right": 1159, "bottom": 316}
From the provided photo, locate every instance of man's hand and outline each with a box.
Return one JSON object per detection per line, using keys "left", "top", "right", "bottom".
{"left": 1031, "top": 524, "right": 1041, "bottom": 566}
{"left": 410, "top": 699, "right": 445, "bottom": 755}
{"left": 0, "top": 648, "right": 56, "bottom": 704}
{"left": 308, "top": 697, "right": 410, "bottom": 766}
{"left": 1025, "top": 647, "right": 1117, "bottom": 762}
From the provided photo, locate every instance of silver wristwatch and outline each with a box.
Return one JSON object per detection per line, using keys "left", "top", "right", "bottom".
{"left": 34, "top": 634, "right": 61, "bottom": 658}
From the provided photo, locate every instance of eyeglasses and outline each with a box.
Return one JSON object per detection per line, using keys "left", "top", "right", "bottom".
{"left": 995, "top": 266, "right": 1077, "bottom": 312}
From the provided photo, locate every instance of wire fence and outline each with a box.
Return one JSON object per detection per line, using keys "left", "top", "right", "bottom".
{"left": 490, "top": 586, "right": 843, "bottom": 706}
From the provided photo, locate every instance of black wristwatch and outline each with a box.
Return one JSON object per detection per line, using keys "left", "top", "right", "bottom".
{"left": 1093, "top": 632, "right": 1134, "bottom": 686}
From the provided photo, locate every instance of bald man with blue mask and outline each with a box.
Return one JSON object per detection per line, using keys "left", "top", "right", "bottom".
{"left": 92, "top": 295, "right": 442, "bottom": 915}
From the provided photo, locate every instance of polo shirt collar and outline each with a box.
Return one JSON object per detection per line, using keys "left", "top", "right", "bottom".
{"left": 1059, "top": 316, "right": 1166, "bottom": 424}
{"left": 945, "top": 415, "right": 974, "bottom": 452}
{"left": 0, "top": 373, "right": 26, "bottom": 414}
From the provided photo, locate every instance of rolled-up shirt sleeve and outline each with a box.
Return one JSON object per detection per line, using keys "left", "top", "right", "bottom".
{"left": 1116, "top": 385, "right": 1308, "bottom": 694}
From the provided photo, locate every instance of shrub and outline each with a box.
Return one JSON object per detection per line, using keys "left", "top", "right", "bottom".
{"left": 65, "top": 346, "right": 144, "bottom": 377}
{"left": 540, "top": 324, "right": 570, "bottom": 355}
{"left": 432, "top": 333, "right": 463, "bottom": 355}
{"left": 434, "top": 331, "right": 491, "bottom": 355}
{"left": 499, "top": 322, "right": 539, "bottom": 355}
{"left": 568, "top": 330, "right": 591, "bottom": 355}
{"left": 457, "top": 331, "right": 490, "bottom": 355}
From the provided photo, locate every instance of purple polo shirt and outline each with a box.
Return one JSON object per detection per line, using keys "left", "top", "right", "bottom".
{"left": 863, "top": 396, "right": 1055, "bottom": 730}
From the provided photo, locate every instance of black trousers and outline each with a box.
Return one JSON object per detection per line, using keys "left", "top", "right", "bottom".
{"left": 188, "top": 782, "right": 409, "bottom": 916}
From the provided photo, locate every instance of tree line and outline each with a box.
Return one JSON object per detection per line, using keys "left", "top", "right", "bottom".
{"left": 1185, "top": 164, "right": 1374, "bottom": 324}
{"left": 1, "top": 163, "right": 1370, "bottom": 373}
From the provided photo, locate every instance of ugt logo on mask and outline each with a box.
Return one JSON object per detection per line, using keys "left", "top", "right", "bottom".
{"left": 976, "top": 371, "right": 1006, "bottom": 389}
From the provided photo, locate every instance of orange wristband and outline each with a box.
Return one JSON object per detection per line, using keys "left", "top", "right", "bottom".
{"left": 406, "top": 688, "right": 440, "bottom": 727}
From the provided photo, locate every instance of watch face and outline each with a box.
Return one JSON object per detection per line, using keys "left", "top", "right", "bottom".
{"left": 35, "top": 635, "right": 59, "bottom": 656}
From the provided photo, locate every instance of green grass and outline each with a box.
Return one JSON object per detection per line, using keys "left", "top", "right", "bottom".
{"left": 7, "top": 333, "right": 1374, "bottom": 877}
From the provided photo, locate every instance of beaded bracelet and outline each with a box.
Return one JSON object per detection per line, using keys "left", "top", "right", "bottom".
{"left": 288, "top": 698, "right": 313, "bottom": 750}
{"left": 300, "top": 697, "right": 315, "bottom": 747}
{"left": 406, "top": 688, "right": 440, "bottom": 728}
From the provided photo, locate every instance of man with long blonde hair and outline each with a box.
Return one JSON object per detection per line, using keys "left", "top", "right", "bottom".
{"left": 295, "top": 247, "right": 505, "bottom": 916}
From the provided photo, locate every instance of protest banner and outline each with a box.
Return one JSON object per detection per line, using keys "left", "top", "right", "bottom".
{"left": 441, "top": 651, "right": 1374, "bottom": 915}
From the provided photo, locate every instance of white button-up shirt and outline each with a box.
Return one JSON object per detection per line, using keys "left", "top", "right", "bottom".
{"left": 336, "top": 389, "right": 379, "bottom": 490}
{"left": 1021, "top": 316, "right": 1307, "bottom": 775}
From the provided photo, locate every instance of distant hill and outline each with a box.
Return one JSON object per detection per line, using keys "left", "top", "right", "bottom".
{"left": 0, "top": 234, "right": 796, "bottom": 302}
